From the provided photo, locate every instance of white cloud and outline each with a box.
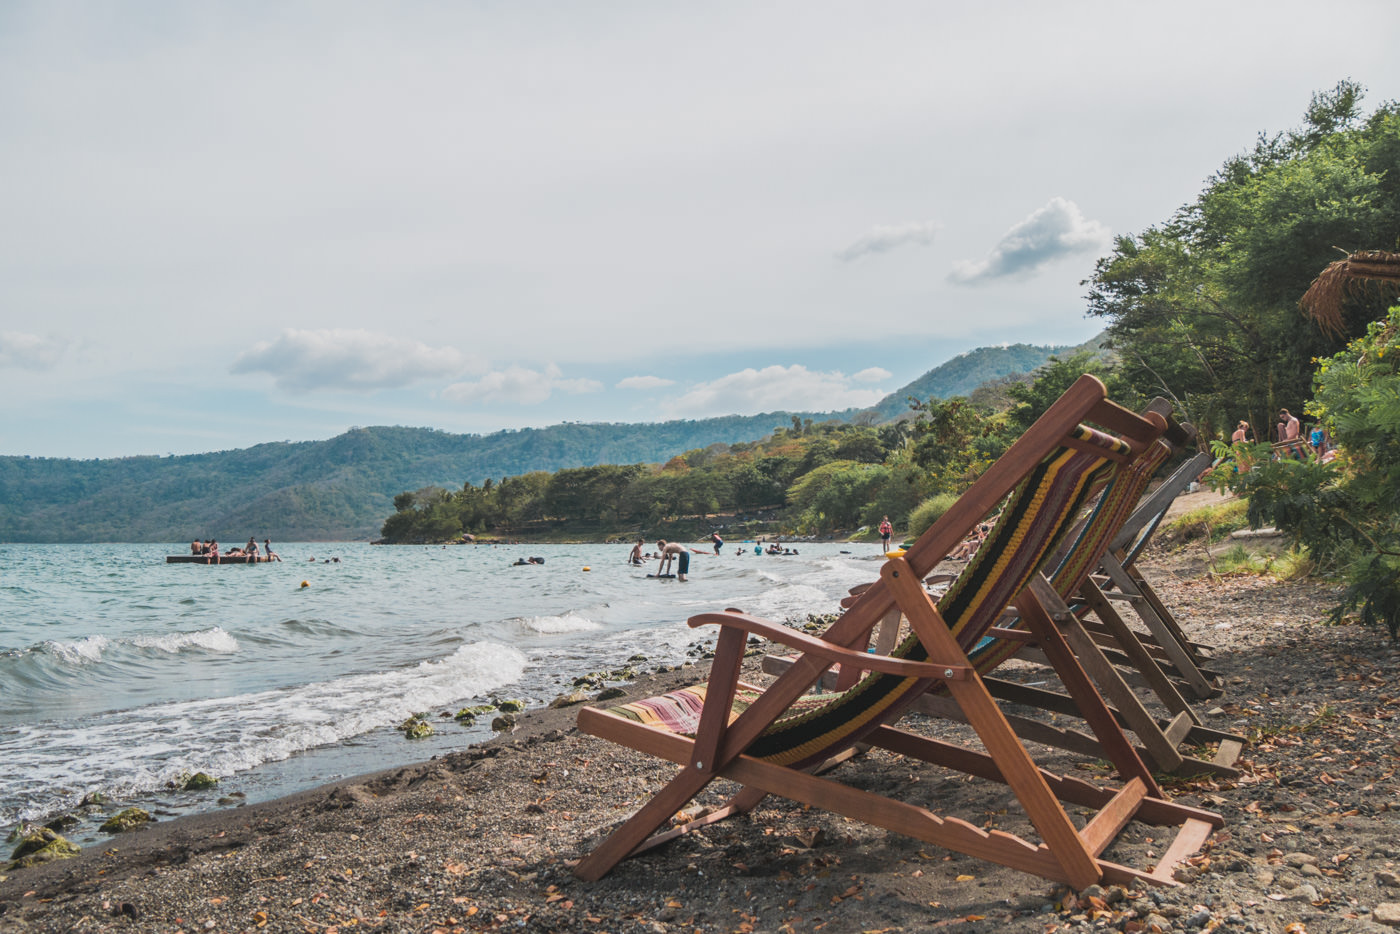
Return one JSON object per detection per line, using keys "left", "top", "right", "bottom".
{"left": 442, "top": 364, "right": 602, "bottom": 406}
{"left": 836, "top": 221, "right": 940, "bottom": 262}
{"left": 0, "top": 332, "right": 65, "bottom": 370}
{"left": 230, "top": 329, "right": 478, "bottom": 392}
{"left": 667, "top": 365, "right": 888, "bottom": 418}
{"left": 949, "top": 197, "right": 1111, "bottom": 285}
{"left": 616, "top": 375, "right": 676, "bottom": 390}
{"left": 852, "top": 366, "right": 891, "bottom": 383}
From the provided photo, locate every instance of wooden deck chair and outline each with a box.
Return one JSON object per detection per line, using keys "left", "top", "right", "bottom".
{"left": 767, "top": 418, "right": 1244, "bottom": 777}
{"left": 574, "top": 376, "right": 1219, "bottom": 889}
{"left": 1083, "top": 451, "right": 1223, "bottom": 696}
{"left": 947, "top": 442, "right": 1245, "bottom": 778}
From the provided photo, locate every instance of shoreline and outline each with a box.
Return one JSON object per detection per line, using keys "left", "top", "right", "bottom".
{"left": 4, "top": 564, "right": 1400, "bottom": 932}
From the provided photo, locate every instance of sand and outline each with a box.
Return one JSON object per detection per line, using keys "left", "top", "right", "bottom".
{"left": 3, "top": 556, "right": 1400, "bottom": 934}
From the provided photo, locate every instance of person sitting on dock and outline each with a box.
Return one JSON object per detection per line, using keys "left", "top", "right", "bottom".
{"left": 208, "top": 540, "right": 220, "bottom": 564}
{"left": 246, "top": 537, "right": 259, "bottom": 561}
{"left": 264, "top": 539, "right": 280, "bottom": 561}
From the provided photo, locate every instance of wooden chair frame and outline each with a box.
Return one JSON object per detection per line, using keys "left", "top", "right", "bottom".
{"left": 770, "top": 443, "right": 1244, "bottom": 777}
{"left": 574, "top": 376, "right": 1220, "bottom": 890}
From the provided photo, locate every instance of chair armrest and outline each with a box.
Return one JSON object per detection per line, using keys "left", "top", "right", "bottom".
{"left": 688, "top": 611, "right": 970, "bottom": 682}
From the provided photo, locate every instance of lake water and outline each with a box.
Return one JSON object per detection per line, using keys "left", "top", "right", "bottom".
{"left": 0, "top": 541, "right": 880, "bottom": 844}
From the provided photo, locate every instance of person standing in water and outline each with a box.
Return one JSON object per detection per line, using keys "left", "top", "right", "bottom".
{"left": 656, "top": 540, "right": 690, "bottom": 581}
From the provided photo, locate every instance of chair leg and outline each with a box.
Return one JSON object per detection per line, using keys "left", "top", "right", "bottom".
{"left": 574, "top": 766, "right": 717, "bottom": 881}
{"left": 1078, "top": 579, "right": 1198, "bottom": 721}
{"left": 1017, "top": 581, "right": 1166, "bottom": 792}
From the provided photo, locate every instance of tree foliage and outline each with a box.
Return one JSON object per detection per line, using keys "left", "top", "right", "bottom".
{"left": 1087, "top": 81, "right": 1400, "bottom": 440}
{"left": 1211, "top": 305, "right": 1400, "bottom": 637}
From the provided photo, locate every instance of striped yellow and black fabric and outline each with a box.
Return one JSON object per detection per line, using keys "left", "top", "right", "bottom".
{"left": 961, "top": 437, "right": 1174, "bottom": 678}
{"left": 606, "top": 424, "right": 1131, "bottom": 769}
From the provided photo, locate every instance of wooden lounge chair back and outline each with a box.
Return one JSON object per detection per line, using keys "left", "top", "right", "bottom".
{"left": 958, "top": 435, "right": 1174, "bottom": 679}
{"left": 1109, "top": 451, "right": 1214, "bottom": 567}
{"left": 575, "top": 375, "right": 1221, "bottom": 890}
{"left": 605, "top": 377, "right": 1161, "bottom": 770}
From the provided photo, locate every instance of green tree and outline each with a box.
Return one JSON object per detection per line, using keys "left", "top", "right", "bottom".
{"left": 1087, "top": 82, "right": 1400, "bottom": 441}
{"left": 786, "top": 461, "right": 890, "bottom": 534}
{"left": 1215, "top": 304, "right": 1400, "bottom": 636}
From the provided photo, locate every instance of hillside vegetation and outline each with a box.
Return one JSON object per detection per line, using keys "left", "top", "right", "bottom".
{"left": 378, "top": 353, "right": 1120, "bottom": 544}
{"left": 0, "top": 338, "right": 1085, "bottom": 542}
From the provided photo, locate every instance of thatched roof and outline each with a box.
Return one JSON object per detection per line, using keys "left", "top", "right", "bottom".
{"left": 1300, "top": 250, "right": 1400, "bottom": 335}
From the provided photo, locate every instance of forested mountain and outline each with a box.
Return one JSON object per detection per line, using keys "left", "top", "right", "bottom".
{"left": 1, "top": 336, "right": 1093, "bottom": 543}
{"left": 865, "top": 343, "right": 1071, "bottom": 419}
{"left": 0, "top": 414, "right": 837, "bottom": 543}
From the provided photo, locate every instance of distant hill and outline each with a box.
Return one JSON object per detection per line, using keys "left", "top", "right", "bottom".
{"left": 867, "top": 342, "right": 1074, "bottom": 419}
{"left": 0, "top": 414, "right": 822, "bottom": 543}
{"left": 0, "top": 333, "right": 1110, "bottom": 543}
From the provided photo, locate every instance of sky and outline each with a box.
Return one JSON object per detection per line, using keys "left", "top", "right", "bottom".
{"left": 3, "top": 2, "right": 1398, "bottom": 459}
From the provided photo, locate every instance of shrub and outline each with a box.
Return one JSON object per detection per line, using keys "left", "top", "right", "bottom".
{"left": 906, "top": 493, "right": 961, "bottom": 539}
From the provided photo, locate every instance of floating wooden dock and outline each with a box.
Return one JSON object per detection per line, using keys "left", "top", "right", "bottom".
{"left": 166, "top": 554, "right": 275, "bottom": 564}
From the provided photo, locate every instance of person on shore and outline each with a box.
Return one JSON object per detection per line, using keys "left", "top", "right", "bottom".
{"left": 1231, "top": 421, "right": 1251, "bottom": 444}
{"left": 710, "top": 531, "right": 723, "bottom": 555}
{"left": 656, "top": 540, "right": 690, "bottom": 581}
{"left": 947, "top": 522, "right": 991, "bottom": 560}
{"left": 1310, "top": 424, "right": 1328, "bottom": 457}
{"left": 264, "top": 539, "right": 280, "bottom": 562}
{"left": 1279, "top": 409, "right": 1305, "bottom": 459}
{"left": 627, "top": 539, "right": 645, "bottom": 566}
{"left": 879, "top": 515, "right": 893, "bottom": 552}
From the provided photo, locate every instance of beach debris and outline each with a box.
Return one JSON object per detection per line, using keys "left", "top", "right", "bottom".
{"left": 8, "top": 826, "right": 80, "bottom": 869}
{"left": 454, "top": 704, "right": 496, "bottom": 726}
{"left": 398, "top": 714, "right": 434, "bottom": 739}
{"left": 168, "top": 770, "right": 219, "bottom": 792}
{"left": 573, "top": 666, "right": 637, "bottom": 689}
{"left": 99, "top": 807, "right": 152, "bottom": 834}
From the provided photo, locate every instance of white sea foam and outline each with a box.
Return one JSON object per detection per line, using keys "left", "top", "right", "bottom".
{"left": 0, "top": 640, "right": 527, "bottom": 825}
{"left": 516, "top": 613, "right": 602, "bottom": 634}
{"left": 37, "top": 628, "right": 238, "bottom": 666}
{"left": 130, "top": 627, "right": 239, "bottom": 654}
{"left": 41, "top": 635, "right": 110, "bottom": 665}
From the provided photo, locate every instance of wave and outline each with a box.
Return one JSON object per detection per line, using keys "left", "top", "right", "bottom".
{"left": 35, "top": 627, "right": 239, "bottom": 666}
{"left": 514, "top": 613, "right": 602, "bottom": 635}
{"left": 129, "top": 628, "right": 239, "bottom": 654}
{"left": 0, "top": 640, "right": 528, "bottom": 827}
{"left": 40, "top": 634, "right": 111, "bottom": 665}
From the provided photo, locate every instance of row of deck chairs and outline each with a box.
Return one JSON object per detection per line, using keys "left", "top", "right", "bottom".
{"left": 765, "top": 445, "right": 1243, "bottom": 780}
{"left": 572, "top": 376, "right": 1243, "bottom": 890}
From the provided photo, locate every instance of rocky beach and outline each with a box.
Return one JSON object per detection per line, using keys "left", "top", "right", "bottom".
{"left": 3, "top": 549, "right": 1400, "bottom": 934}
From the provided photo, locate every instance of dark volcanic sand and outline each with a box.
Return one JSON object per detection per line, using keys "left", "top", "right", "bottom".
{"left": 3, "top": 556, "right": 1400, "bottom": 934}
